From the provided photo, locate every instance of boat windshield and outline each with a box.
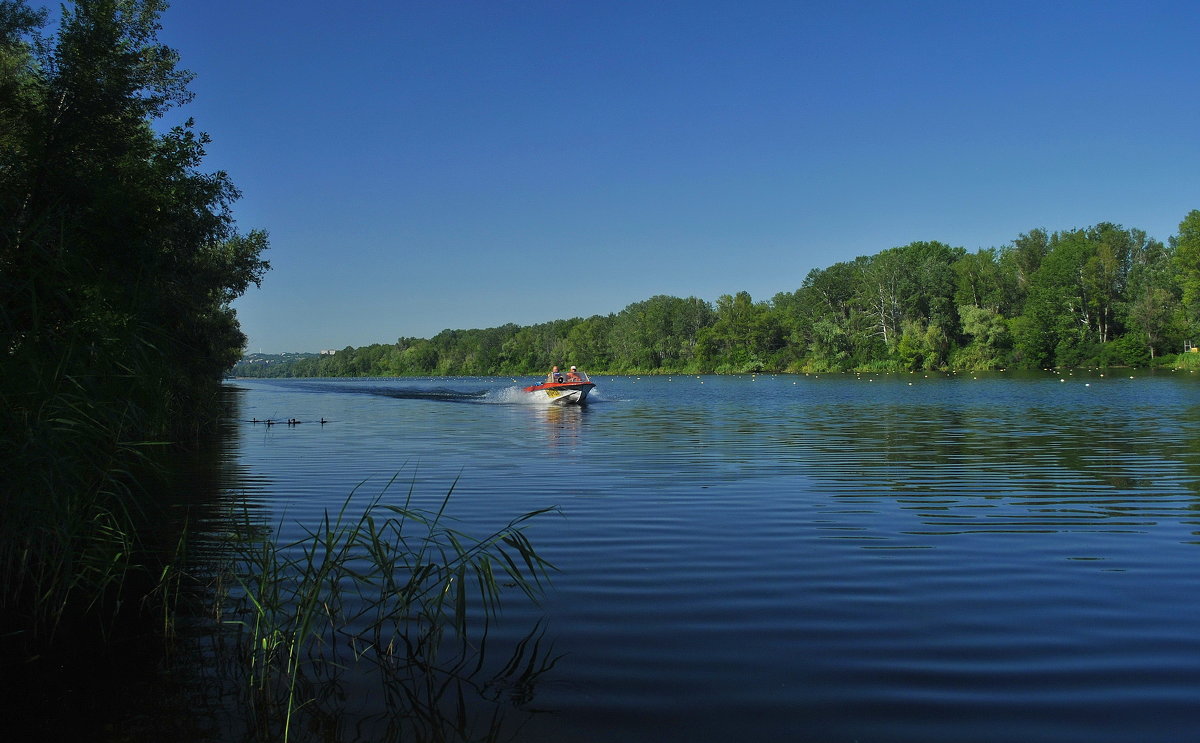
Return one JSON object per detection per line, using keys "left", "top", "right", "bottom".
{"left": 544, "top": 368, "right": 590, "bottom": 384}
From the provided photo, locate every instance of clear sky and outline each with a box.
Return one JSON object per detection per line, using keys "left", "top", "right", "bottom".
{"left": 147, "top": 0, "right": 1198, "bottom": 353}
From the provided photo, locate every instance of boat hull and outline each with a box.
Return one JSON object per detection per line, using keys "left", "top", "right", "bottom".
{"left": 522, "top": 382, "right": 594, "bottom": 405}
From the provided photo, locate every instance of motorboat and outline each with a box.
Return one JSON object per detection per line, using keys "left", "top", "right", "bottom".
{"left": 523, "top": 369, "right": 595, "bottom": 405}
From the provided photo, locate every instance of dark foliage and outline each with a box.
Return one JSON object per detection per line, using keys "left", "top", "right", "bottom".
{"left": 0, "top": 0, "right": 269, "bottom": 664}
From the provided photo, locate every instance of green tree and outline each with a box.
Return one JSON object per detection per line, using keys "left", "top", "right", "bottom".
{"left": 953, "top": 248, "right": 1007, "bottom": 312}
{"left": 1011, "top": 228, "right": 1049, "bottom": 293}
{"left": 1023, "top": 229, "right": 1096, "bottom": 364}
{"left": 954, "top": 304, "right": 1011, "bottom": 369}
{"left": 695, "top": 291, "right": 777, "bottom": 372}
{"left": 1172, "top": 210, "right": 1200, "bottom": 332}
{"left": 2, "top": 0, "right": 268, "bottom": 400}
{"left": 856, "top": 249, "right": 906, "bottom": 348}
{"left": 564, "top": 314, "right": 613, "bottom": 370}
{"left": 789, "top": 262, "right": 859, "bottom": 370}
{"left": 1120, "top": 232, "right": 1179, "bottom": 358}
{"left": 606, "top": 295, "right": 713, "bottom": 372}
{"left": 850, "top": 241, "right": 961, "bottom": 360}
{"left": 1, "top": 0, "right": 269, "bottom": 663}
{"left": 1080, "top": 223, "right": 1144, "bottom": 343}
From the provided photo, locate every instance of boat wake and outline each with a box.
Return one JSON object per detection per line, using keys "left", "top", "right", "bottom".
{"left": 281, "top": 380, "right": 606, "bottom": 406}
{"left": 371, "top": 387, "right": 492, "bottom": 403}
{"left": 339, "top": 383, "right": 560, "bottom": 405}
{"left": 294, "top": 382, "right": 493, "bottom": 403}
{"left": 373, "top": 386, "right": 606, "bottom": 406}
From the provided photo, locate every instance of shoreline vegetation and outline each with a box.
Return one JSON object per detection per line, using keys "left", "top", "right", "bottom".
{"left": 1, "top": 0, "right": 266, "bottom": 658}
{"left": 237, "top": 214, "right": 1200, "bottom": 379}
{"left": 2, "top": 4, "right": 557, "bottom": 740}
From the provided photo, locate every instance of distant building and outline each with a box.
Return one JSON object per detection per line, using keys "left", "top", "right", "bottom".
{"left": 320, "top": 349, "right": 337, "bottom": 356}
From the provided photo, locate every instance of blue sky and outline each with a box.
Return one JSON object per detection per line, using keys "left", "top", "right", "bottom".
{"left": 149, "top": 0, "right": 1198, "bottom": 353}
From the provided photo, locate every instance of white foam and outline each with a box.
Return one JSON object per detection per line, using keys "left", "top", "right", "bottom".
{"left": 483, "top": 386, "right": 548, "bottom": 405}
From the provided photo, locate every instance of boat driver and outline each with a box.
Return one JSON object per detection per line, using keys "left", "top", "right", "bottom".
{"left": 549, "top": 365, "right": 564, "bottom": 383}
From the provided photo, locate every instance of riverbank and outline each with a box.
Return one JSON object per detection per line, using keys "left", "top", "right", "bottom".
{"left": 233, "top": 350, "right": 1200, "bottom": 380}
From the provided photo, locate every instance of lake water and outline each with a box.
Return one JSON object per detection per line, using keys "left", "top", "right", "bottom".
{"left": 214, "top": 371, "right": 1200, "bottom": 742}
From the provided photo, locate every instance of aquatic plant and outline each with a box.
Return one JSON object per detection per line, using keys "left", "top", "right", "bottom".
{"left": 0, "top": 342, "right": 167, "bottom": 649}
{"left": 215, "top": 475, "right": 557, "bottom": 742}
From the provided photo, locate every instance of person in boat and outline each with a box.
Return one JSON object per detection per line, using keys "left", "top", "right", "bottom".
{"left": 566, "top": 365, "right": 582, "bottom": 382}
{"left": 548, "top": 365, "right": 564, "bottom": 383}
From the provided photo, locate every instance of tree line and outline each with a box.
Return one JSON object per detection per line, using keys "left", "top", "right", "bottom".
{"left": 240, "top": 214, "right": 1200, "bottom": 378}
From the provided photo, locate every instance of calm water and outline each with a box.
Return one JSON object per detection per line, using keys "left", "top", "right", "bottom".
{"left": 216, "top": 371, "right": 1200, "bottom": 742}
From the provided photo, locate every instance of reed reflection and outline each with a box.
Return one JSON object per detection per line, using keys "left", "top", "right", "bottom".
{"left": 203, "top": 614, "right": 560, "bottom": 743}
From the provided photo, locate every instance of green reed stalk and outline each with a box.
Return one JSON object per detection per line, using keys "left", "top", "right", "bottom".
{"left": 1, "top": 299, "right": 209, "bottom": 657}
{"left": 220, "top": 475, "right": 556, "bottom": 742}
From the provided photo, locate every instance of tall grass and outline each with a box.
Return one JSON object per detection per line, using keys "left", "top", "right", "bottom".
{"left": 213, "top": 474, "right": 557, "bottom": 742}
{"left": 1170, "top": 351, "right": 1200, "bottom": 369}
{"left": 0, "top": 341, "right": 168, "bottom": 650}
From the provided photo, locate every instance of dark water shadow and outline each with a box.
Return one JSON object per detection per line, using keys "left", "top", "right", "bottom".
{"left": 313, "top": 382, "right": 494, "bottom": 403}
{"left": 3, "top": 386, "right": 260, "bottom": 741}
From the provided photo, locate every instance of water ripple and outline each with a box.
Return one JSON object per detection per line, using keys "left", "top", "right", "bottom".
{"left": 215, "top": 374, "right": 1200, "bottom": 742}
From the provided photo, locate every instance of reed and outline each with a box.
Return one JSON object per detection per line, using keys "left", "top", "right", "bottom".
{"left": 1, "top": 359, "right": 154, "bottom": 647}
{"left": 0, "top": 303, "right": 225, "bottom": 667}
{"left": 214, "top": 473, "right": 557, "bottom": 742}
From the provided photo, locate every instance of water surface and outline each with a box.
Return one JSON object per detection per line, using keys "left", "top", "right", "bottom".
{"left": 219, "top": 371, "right": 1200, "bottom": 742}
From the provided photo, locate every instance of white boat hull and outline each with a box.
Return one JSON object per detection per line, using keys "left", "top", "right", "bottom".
{"left": 523, "top": 381, "right": 594, "bottom": 405}
{"left": 543, "top": 387, "right": 588, "bottom": 405}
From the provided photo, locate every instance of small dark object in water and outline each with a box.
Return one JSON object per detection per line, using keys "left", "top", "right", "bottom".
{"left": 251, "top": 417, "right": 324, "bottom": 426}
